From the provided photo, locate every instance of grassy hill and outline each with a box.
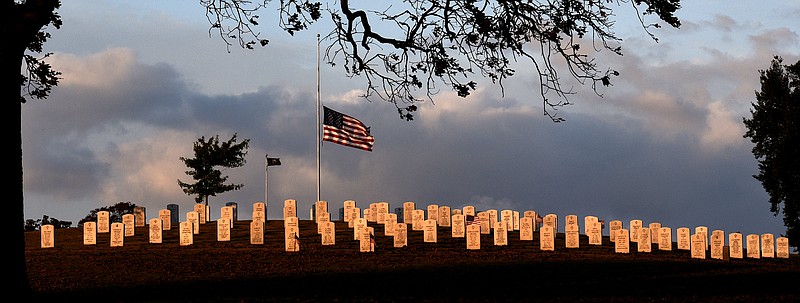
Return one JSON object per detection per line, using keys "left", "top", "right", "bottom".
{"left": 26, "top": 219, "right": 800, "bottom": 302}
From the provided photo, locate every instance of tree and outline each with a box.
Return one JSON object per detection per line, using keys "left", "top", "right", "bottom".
{"left": 3, "top": 0, "right": 62, "bottom": 296}
{"left": 202, "top": 0, "right": 681, "bottom": 121}
{"left": 743, "top": 56, "right": 800, "bottom": 248}
{"left": 23, "top": 215, "right": 72, "bottom": 231}
{"left": 77, "top": 201, "right": 139, "bottom": 226}
{"left": 178, "top": 133, "right": 250, "bottom": 210}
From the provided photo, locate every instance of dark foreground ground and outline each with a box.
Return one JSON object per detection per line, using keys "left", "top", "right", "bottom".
{"left": 26, "top": 220, "right": 800, "bottom": 302}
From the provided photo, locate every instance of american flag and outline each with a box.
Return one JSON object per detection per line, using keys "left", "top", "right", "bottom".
{"left": 466, "top": 215, "right": 482, "bottom": 226}
{"left": 323, "top": 106, "right": 374, "bottom": 151}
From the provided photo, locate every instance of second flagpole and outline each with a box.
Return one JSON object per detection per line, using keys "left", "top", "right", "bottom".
{"left": 316, "top": 33, "right": 321, "bottom": 203}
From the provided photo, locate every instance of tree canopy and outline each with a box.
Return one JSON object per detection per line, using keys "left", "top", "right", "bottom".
{"left": 743, "top": 56, "right": 800, "bottom": 248}
{"left": 178, "top": 133, "right": 250, "bottom": 206}
{"left": 203, "top": 0, "right": 681, "bottom": 121}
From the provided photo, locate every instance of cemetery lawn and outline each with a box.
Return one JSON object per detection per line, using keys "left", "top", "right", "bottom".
{"left": 26, "top": 220, "right": 800, "bottom": 302}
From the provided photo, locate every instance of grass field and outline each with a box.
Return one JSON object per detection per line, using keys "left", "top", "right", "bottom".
{"left": 25, "top": 219, "right": 800, "bottom": 302}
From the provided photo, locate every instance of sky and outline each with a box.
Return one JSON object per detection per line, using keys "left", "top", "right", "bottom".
{"left": 22, "top": 1, "right": 800, "bottom": 239}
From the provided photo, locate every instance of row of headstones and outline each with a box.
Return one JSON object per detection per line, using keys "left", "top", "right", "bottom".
{"left": 39, "top": 200, "right": 791, "bottom": 259}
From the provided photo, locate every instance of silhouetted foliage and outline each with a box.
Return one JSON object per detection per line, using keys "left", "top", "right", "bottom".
{"left": 23, "top": 215, "right": 72, "bottom": 231}
{"left": 743, "top": 56, "right": 800, "bottom": 248}
{"left": 202, "top": 0, "right": 681, "bottom": 121}
{"left": 178, "top": 133, "right": 250, "bottom": 207}
{"left": 77, "top": 201, "right": 140, "bottom": 226}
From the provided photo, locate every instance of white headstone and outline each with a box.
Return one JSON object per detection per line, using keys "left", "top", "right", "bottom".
{"left": 761, "top": 233, "right": 775, "bottom": 258}
{"left": 615, "top": 229, "right": 630, "bottom": 253}
{"left": 159, "top": 209, "right": 172, "bottom": 231}
{"left": 187, "top": 211, "right": 199, "bottom": 234}
{"left": 649, "top": 222, "right": 661, "bottom": 244}
{"left": 83, "top": 222, "right": 97, "bottom": 245}
{"left": 695, "top": 226, "right": 708, "bottom": 250}
{"left": 253, "top": 202, "right": 266, "bottom": 223}
{"left": 494, "top": 222, "right": 508, "bottom": 246}
{"left": 427, "top": 204, "right": 439, "bottom": 224}
{"left": 776, "top": 237, "right": 789, "bottom": 259}
{"left": 148, "top": 218, "right": 162, "bottom": 244}
{"left": 502, "top": 210, "right": 514, "bottom": 230}
{"left": 315, "top": 201, "right": 328, "bottom": 223}
{"left": 250, "top": 220, "right": 264, "bottom": 245}
{"left": 513, "top": 211, "right": 520, "bottom": 231}
{"left": 729, "top": 232, "right": 744, "bottom": 259}
{"left": 487, "top": 209, "right": 499, "bottom": 230}
{"left": 384, "top": 213, "right": 397, "bottom": 236}
{"left": 520, "top": 217, "right": 533, "bottom": 241}
{"left": 588, "top": 221, "right": 602, "bottom": 245}
{"left": 463, "top": 205, "right": 476, "bottom": 217}
{"left": 344, "top": 200, "right": 356, "bottom": 223}
{"left": 354, "top": 218, "right": 367, "bottom": 241}
{"left": 609, "top": 220, "right": 622, "bottom": 243}
{"left": 217, "top": 217, "right": 231, "bottom": 241}
{"left": 134, "top": 206, "right": 146, "bottom": 227}
{"left": 466, "top": 224, "right": 481, "bottom": 250}
{"left": 691, "top": 233, "right": 706, "bottom": 259}
{"left": 348, "top": 207, "right": 361, "bottom": 228}
{"left": 194, "top": 203, "right": 207, "bottom": 224}
{"left": 122, "top": 214, "right": 135, "bottom": 237}
{"left": 629, "top": 219, "right": 642, "bottom": 243}
{"left": 710, "top": 230, "right": 724, "bottom": 260}
{"left": 179, "top": 221, "right": 193, "bottom": 246}
{"left": 565, "top": 214, "right": 578, "bottom": 228}
{"left": 403, "top": 201, "right": 415, "bottom": 224}
{"left": 452, "top": 214, "right": 465, "bottom": 238}
{"left": 658, "top": 227, "right": 672, "bottom": 251}
{"left": 285, "top": 217, "right": 300, "bottom": 252}
{"left": 284, "top": 199, "right": 297, "bottom": 219}
{"left": 221, "top": 206, "right": 234, "bottom": 228}
{"left": 638, "top": 227, "right": 651, "bottom": 253}
{"left": 40, "top": 224, "right": 55, "bottom": 248}
{"left": 316, "top": 212, "right": 330, "bottom": 234}
{"left": 439, "top": 206, "right": 451, "bottom": 227}
{"left": 394, "top": 223, "right": 408, "bottom": 247}
{"left": 540, "top": 226, "right": 555, "bottom": 251}
{"left": 359, "top": 227, "right": 375, "bottom": 252}
{"left": 97, "top": 211, "right": 110, "bottom": 233}
{"left": 746, "top": 234, "right": 760, "bottom": 259}
{"left": 584, "top": 216, "right": 598, "bottom": 236}
{"left": 479, "top": 212, "right": 491, "bottom": 234}
{"left": 377, "top": 202, "right": 389, "bottom": 224}
{"left": 424, "top": 219, "right": 438, "bottom": 243}
{"left": 412, "top": 209, "right": 425, "bottom": 231}
{"left": 566, "top": 224, "right": 580, "bottom": 249}
{"left": 677, "top": 227, "right": 690, "bottom": 250}
{"left": 110, "top": 222, "right": 124, "bottom": 247}
{"left": 322, "top": 221, "right": 336, "bottom": 245}
{"left": 544, "top": 214, "right": 558, "bottom": 233}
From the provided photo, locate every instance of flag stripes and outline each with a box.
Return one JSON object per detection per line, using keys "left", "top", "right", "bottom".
{"left": 323, "top": 106, "right": 374, "bottom": 151}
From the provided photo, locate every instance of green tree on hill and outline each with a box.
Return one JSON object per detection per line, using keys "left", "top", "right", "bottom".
{"left": 743, "top": 56, "right": 800, "bottom": 248}
{"left": 178, "top": 133, "right": 250, "bottom": 211}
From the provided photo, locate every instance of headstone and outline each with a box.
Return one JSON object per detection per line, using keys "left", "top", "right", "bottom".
{"left": 40, "top": 224, "right": 54, "bottom": 248}
{"left": 502, "top": 210, "right": 514, "bottom": 230}
{"left": 134, "top": 206, "right": 146, "bottom": 227}
{"left": 544, "top": 214, "right": 558, "bottom": 233}
{"left": 344, "top": 200, "right": 356, "bottom": 223}
{"left": 283, "top": 199, "right": 297, "bottom": 219}
{"left": 217, "top": 217, "right": 231, "bottom": 241}
{"left": 565, "top": 224, "right": 580, "bottom": 249}
{"left": 322, "top": 221, "right": 336, "bottom": 245}
{"left": 253, "top": 202, "right": 266, "bottom": 223}
{"left": 194, "top": 203, "right": 207, "bottom": 225}
{"left": 565, "top": 214, "right": 578, "bottom": 228}
{"left": 761, "top": 233, "right": 775, "bottom": 258}
{"left": 412, "top": 209, "right": 425, "bottom": 231}
{"left": 394, "top": 223, "right": 408, "bottom": 247}
{"left": 315, "top": 201, "right": 328, "bottom": 223}
{"left": 179, "top": 221, "right": 193, "bottom": 246}
{"left": 479, "top": 212, "right": 491, "bottom": 234}
{"left": 159, "top": 209, "right": 172, "bottom": 231}
{"left": 148, "top": 218, "right": 162, "bottom": 244}
{"left": 691, "top": 233, "right": 706, "bottom": 259}
{"left": 520, "top": 217, "right": 533, "bottom": 241}
{"left": 540, "top": 226, "right": 555, "bottom": 251}
{"left": 424, "top": 219, "right": 438, "bottom": 243}
{"left": 83, "top": 222, "right": 97, "bottom": 245}
{"left": 588, "top": 221, "right": 602, "bottom": 245}
{"left": 524, "top": 210, "right": 538, "bottom": 232}
{"left": 746, "top": 234, "right": 760, "bottom": 259}
{"left": 494, "top": 222, "right": 508, "bottom": 246}
{"left": 317, "top": 212, "right": 330, "bottom": 234}
{"left": 658, "top": 227, "right": 672, "bottom": 251}
{"left": 584, "top": 216, "right": 598, "bottom": 236}
{"left": 463, "top": 205, "right": 475, "bottom": 216}
{"left": 609, "top": 220, "right": 622, "bottom": 242}
{"left": 649, "top": 222, "right": 661, "bottom": 244}
{"left": 221, "top": 206, "right": 234, "bottom": 228}
{"left": 250, "top": 220, "right": 264, "bottom": 245}
{"left": 354, "top": 218, "right": 367, "bottom": 241}
{"left": 403, "top": 201, "right": 415, "bottom": 224}
{"left": 97, "top": 210, "right": 110, "bottom": 233}
{"left": 513, "top": 211, "right": 520, "bottom": 231}
{"left": 637, "top": 227, "right": 651, "bottom": 252}
{"left": 359, "top": 227, "right": 375, "bottom": 252}
{"left": 710, "top": 230, "right": 724, "bottom": 260}
{"left": 348, "top": 207, "right": 361, "bottom": 228}
{"left": 466, "top": 224, "right": 481, "bottom": 250}
{"left": 377, "top": 202, "right": 389, "bottom": 224}
{"left": 166, "top": 204, "right": 179, "bottom": 226}
{"left": 629, "top": 220, "right": 642, "bottom": 243}
{"left": 776, "top": 237, "right": 789, "bottom": 259}
{"left": 615, "top": 229, "right": 630, "bottom": 253}
{"left": 284, "top": 217, "right": 299, "bottom": 252}
{"left": 677, "top": 227, "right": 691, "bottom": 250}
{"left": 695, "top": 226, "right": 708, "bottom": 250}
{"left": 452, "top": 209, "right": 462, "bottom": 216}
{"left": 439, "top": 206, "right": 451, "bottom": 227}
{"left": 122, "top": 214, "right": 135, "bottom": 237}
{"left": 186, "top": 211, "right": 199, "bottom": 234}
{"left": 452, "top": 214, "right": 466, "bottom": 238}
{"left": 110, "top": 222, "right": 125, "bottom": 247}
{"left": 427, "top": 204, "right": 439, "bottom": 224}
{"left": 225, "top": 202, "right": 238, "bottom": 221}
{"left": 729, "top": 232, "right": 744, "bottom": 259}
{"left": 487, "top": 209, "right": 499, "bottom": 230}
{"left": 385, "top": 213, "right": 398, "bottom": 237}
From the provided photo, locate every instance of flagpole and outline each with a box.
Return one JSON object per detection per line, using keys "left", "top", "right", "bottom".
{"left": 265, "top": 154, "right": 269, "bottom": 219}
{"left": 316, "top": 33, "right": 321, "bottom": 203}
